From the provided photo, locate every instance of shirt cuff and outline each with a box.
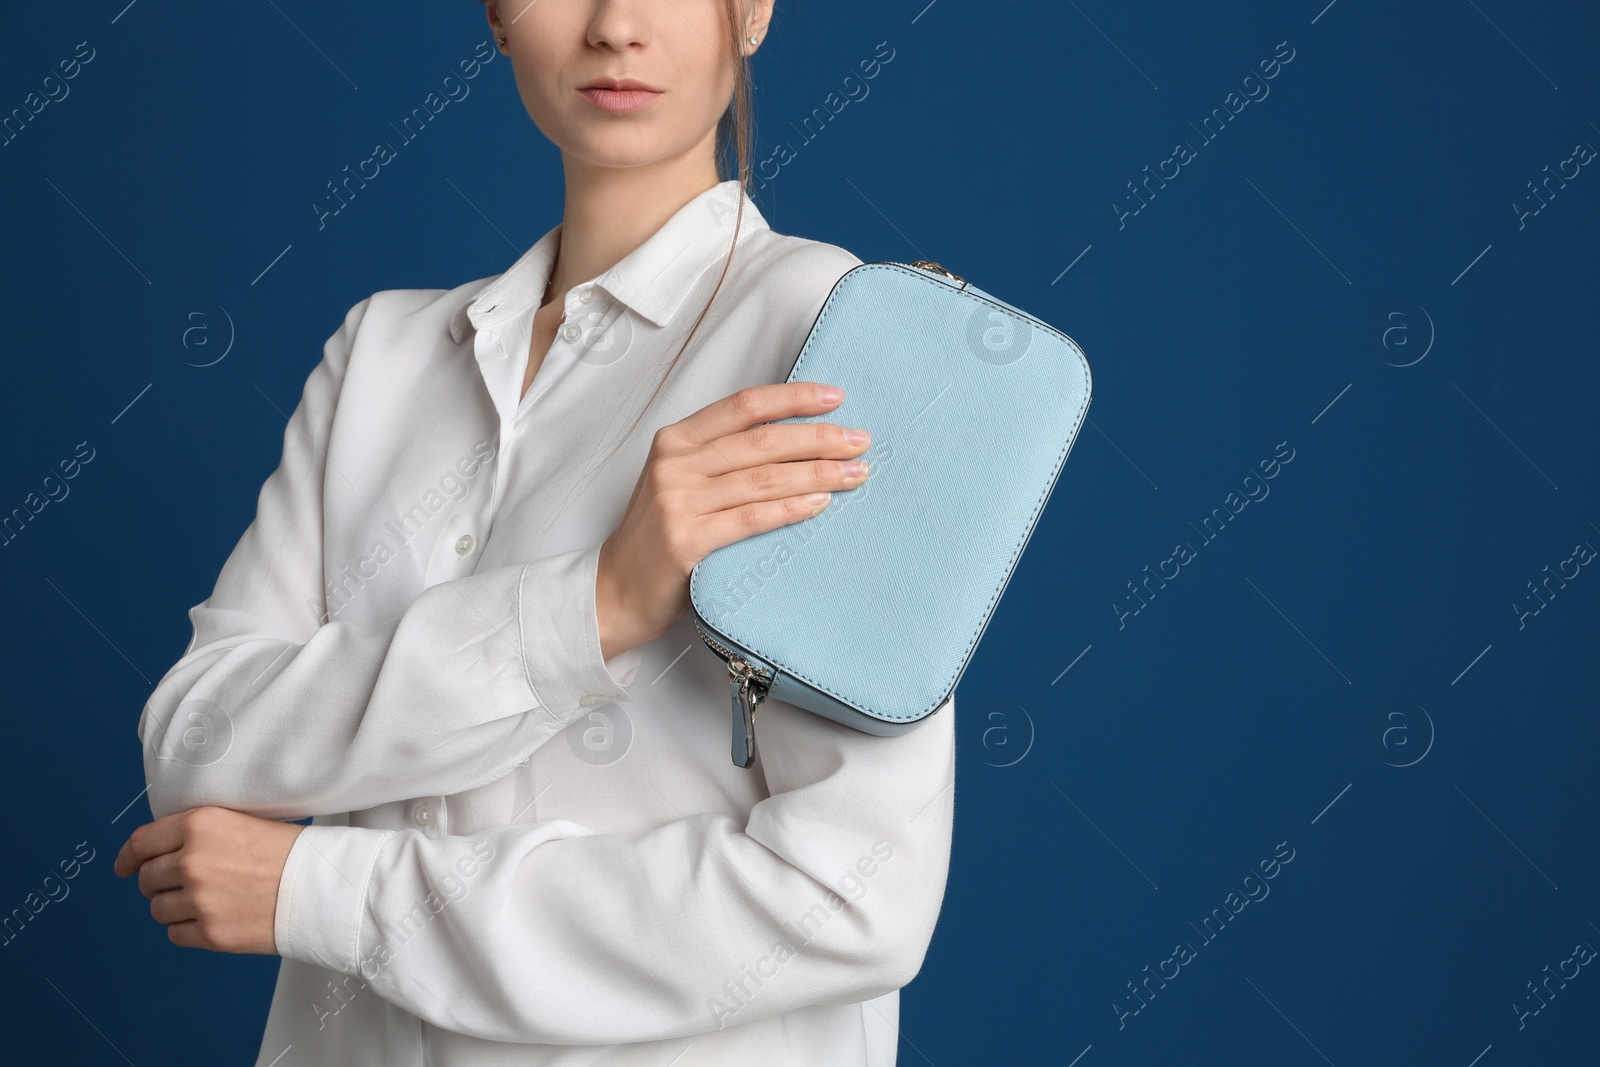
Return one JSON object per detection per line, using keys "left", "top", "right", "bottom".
{"left": 274, "top": 823, "right": 395, "bottom": 975}
{"left": 517, "top": 544, "right": 642, "bottom": 725}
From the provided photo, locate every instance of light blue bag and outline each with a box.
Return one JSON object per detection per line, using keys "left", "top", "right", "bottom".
{"left": 689, "top": 261, "right": 1093, "bottom": 767}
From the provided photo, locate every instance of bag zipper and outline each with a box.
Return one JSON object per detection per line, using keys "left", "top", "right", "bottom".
{"left": 889, "top": 260, "right": 965, "bottom": 286}
{"left": 694, "top": 619, "right": 774, "bottom": 768}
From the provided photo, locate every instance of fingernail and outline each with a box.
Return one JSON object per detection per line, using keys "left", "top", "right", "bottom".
{"left": 842, "top": 461, "right": 869, "bottom": 478}
{"left": 844, "top": 428, "right": 870, "bottom": 445}
{"left": 819, "top": 385, "right": 844, "bottom": 403}
{"left": 805, "top": 492, "right": 831, "bottom": 510}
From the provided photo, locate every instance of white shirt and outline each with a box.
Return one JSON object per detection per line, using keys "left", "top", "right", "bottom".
{"left": 137, "top": 179, "right": 956, "bottom": 1067}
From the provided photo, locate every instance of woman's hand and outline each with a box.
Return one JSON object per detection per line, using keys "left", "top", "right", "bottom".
{"left": 596, "top": 381, "right": 872, "bottom": 659}
{"left": 113, "top": 805, "right": 305, "bottom": 954}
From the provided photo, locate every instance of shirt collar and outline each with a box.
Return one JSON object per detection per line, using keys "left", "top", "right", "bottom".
{"left": 449, "top": 179, "right": 768, "bottom": 344}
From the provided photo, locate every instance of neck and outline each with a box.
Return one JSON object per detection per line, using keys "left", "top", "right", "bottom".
{"left": 545, "top": 131, "right": 725, "bottom": 307}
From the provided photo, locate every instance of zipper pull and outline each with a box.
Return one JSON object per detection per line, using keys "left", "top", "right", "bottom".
{"left": 728, "top": 657, "right": 767, "bottom": 768}
{"left": 908, "top": 260, "right": 965, "bottom": 285}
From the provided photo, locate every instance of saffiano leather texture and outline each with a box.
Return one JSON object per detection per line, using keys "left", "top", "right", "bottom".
{"left": 689, "top": 261, "right": 1093, "bottom": 767}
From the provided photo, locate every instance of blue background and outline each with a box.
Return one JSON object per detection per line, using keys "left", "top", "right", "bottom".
{"left": 2, "top": 0, "right": 1596, "bottom": 1063}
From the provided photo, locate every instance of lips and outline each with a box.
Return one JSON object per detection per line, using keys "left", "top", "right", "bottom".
{"left": 578, "top": 88, "right": 660, "bottom": 114}
{"left": 577, "top": 80, "right": 662, "bottom": 114}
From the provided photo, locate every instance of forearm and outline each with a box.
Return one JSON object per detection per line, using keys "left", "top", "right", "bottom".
{"left": 273, "top": 699, "right": 956, "bottom": 1044}
{"left": 142, "top": 546, "right": 642, "bottom": 821}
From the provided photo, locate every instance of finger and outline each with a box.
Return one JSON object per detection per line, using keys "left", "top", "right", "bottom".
{"left": 696, "top": 455, "right": 870, "bottom": 515}
{"left": 114, "top": 814, "right": 187, "bottom": 877}
{"left": 150, "top": 887, "right": 196, "bottom": 926}
{"left": 136, "top": 851, "right": 185, "bottom": 900}
{"left": 166, "top": 920, "right": 205, "bottom": 950}
{"left": 692, "top": 491, "right": 839, "bottom": 561}
{"left": 668, "top": 382, "right": 846, "bottom": 452}
{"left": 691, "top": 418, "right": 871, "bottom": 482}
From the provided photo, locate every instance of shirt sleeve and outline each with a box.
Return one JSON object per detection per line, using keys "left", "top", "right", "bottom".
{"left": 138, "top": 295, "right": 644, "bottom": 823}
{"left": 272, "top": 694, "right": 957, "bottom": 1044}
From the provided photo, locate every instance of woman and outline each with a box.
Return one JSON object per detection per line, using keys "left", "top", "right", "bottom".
{"left": 115, "top": 1, "right": 955, "bottom": 1063}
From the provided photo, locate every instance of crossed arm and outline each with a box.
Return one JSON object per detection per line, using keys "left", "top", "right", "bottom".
{"left": 115, "top": 696, "right": 955, "bottom": 1045}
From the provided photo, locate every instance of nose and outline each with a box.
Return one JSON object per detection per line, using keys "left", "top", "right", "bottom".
{"left": 586, "top": 0, "right": 650, "bottom": 51}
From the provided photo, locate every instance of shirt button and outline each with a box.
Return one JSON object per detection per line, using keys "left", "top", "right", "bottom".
{"left": 579, "top": 288, "right": 595, "bottom": 304}
{"left": 455, "top": 534, "right": 476, "bottom": 556}
{"left": 579, "top": 694, "right": 606, "bottom": 708}
{"left": 413, "top": 802, "right": 433, "bottom": 826}
{"left": 561, "top": 322, "right": 582, "bottom": 343}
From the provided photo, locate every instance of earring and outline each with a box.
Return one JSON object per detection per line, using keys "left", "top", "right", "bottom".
{"left": 748, "top": 34, "right": 759, "bottom": 45}
{"left": 496, "top": 34, "right": 508, "bottom": 47}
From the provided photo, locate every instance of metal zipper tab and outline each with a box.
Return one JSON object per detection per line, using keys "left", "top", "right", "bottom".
{"left": 728, "top": 656, "right": 769, "bottom": 768}
{"left": 694, "top": 620, "right": 774, "bottom": 768}
{"left": 889, "top": 259, "right": 965, "bottom": 286}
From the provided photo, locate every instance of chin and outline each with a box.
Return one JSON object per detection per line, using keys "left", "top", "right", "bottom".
{"left": 564, "top": 131, "right": 680, "bottom": 169}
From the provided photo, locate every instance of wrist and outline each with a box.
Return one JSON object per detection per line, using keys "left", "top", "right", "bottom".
{"left": 595, "top": 543, "right": 646, "bottom": 662}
